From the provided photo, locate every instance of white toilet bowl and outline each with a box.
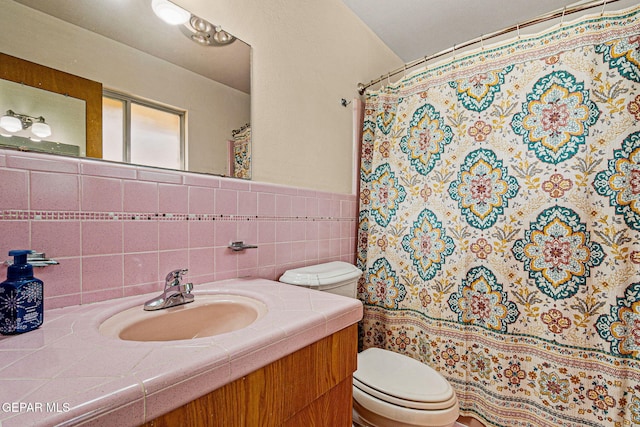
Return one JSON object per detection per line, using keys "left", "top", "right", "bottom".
{"left": 353, "top": 348, "right": 459, "bottom": 427}
{"left": 279, "top": 262, "right": 460, "bottom": 427}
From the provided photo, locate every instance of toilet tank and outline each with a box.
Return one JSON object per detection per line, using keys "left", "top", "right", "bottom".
{"left": 279, "top": 261, "right": 362, "bottom": 298}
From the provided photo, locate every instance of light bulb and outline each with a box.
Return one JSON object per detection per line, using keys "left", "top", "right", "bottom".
{"left": 151, "top": 0, "right": 190, "bottom": 25}
{"left": 190, "top": 17, "right": 212, "bottom": 33}
{"left": 31, "top": 121, "right": 52, "bottom": 138}
{"left": 191, "top": 32, "right": 210, "bottom": 45}
{"left": 0, "top": 114, "right": 22, "bottom": 133}
{"left": 213, "top": 27, "right": 233, "bottom": 44}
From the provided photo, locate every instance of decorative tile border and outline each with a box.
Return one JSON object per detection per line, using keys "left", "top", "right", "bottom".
{"left": 0, "top": 209, "right": 356, "bottom": 222}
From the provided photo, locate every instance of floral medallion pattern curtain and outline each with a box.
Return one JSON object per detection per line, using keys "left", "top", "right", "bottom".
{"left": 357, "top": 6, "right": 640, "bottom": 427}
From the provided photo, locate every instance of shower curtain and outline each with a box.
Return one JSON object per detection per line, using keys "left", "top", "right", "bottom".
{"left": 357, "top": 5, "right": 640, "bottom": 427}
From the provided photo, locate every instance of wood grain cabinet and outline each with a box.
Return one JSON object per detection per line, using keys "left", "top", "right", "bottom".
{"left": 144, "top": 324, "right": 358, "bottom": 427}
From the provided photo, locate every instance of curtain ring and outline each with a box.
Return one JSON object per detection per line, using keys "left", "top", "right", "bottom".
{"left": 601, "top": 0, "right": 608, "bottom": 16}
{"left": 560, "top": 6, "right": 566, "bottom": 27}
{"left": 480, "top": 34, "right": 484, "bottom": 50}
{"left": 452, "top": 43, "right": 456, "bottom": 59}
{"left": 387, "top": 73, "right": 391, "bottom": 86}
{"left": 403, "top": 64, "right": 407, "bottom": 78}
{"left": 516, "top": 23, "right": 521, "bottom": 39}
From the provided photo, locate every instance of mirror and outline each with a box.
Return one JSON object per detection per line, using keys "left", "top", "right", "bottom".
{"left": 0, "top": 51, "right": 103, "bottom": 157}
{"left": 0, "top": 78, "right": 85, "bottom": 156}
{"left": 0, "top": 0, "right": 251, "bottom": 178}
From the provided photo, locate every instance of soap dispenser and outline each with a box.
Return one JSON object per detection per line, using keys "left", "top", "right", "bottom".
{"left": 0, "top": 250, "right": 44, "bottom": 335}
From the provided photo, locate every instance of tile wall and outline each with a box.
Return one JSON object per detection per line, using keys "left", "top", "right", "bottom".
{"left": 0, "top": 148, "right": 357, "bottom": 310}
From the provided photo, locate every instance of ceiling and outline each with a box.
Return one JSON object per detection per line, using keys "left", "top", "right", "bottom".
{"left": 342, "top": 0, "right": 592, "bottom": 63}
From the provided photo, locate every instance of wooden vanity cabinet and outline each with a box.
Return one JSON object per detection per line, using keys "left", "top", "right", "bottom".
{"left": 144, "top": 324, "right": 358, "bottom": 427}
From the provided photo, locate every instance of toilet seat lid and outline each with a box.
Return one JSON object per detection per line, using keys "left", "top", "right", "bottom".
{"left": 279, "top": 261, "right": 362, "bottom": 286}
{"left": 354, "top": 348, "right": 456, "bottom": 410}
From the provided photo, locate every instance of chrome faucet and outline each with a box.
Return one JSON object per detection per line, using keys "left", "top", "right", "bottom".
{"left": 143, "top": 268, "right": 194, "bottom": 311}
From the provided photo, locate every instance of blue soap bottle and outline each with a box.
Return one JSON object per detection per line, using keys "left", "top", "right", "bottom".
{"left": 0, "top": 250, "right": 44, "bottom": 335}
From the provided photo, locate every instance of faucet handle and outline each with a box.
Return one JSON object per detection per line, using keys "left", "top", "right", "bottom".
{"left": 165, "top": 268, "right": 188, "bottom": 288}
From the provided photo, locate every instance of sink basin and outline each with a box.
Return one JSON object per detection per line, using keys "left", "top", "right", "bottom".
{"left": 99, "top": 294, "right": 268, "bottom": 341}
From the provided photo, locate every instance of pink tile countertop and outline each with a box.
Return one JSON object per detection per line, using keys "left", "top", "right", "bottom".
{"left": 0, "top": 278, "right": 363, "bottom": 426}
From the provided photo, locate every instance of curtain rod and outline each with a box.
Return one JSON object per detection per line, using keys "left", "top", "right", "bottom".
{"left": 357, "top": 0, "right": 621, "bottom": 95}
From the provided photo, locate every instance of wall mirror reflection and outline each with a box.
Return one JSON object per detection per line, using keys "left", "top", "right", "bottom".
{"left": 0, "top": 78, "right": 86, "bottom": 156}
{"left": 0, "top": 0, "right": 252, "bottom": 179}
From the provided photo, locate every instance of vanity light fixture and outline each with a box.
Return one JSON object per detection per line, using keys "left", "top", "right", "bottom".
{"left": 151, "top": 0, "right": 191, "bottom": 26}
{"left": 0, "top": 110, "right": 52, "bottom": 141}
{"left": 180, "top": 16, "right": 235, "bottom": 47}
{"left": 151, "top": 0, "right": 234, "bottom": 47}
{"left": 151, "top": 0, "right": 235, "bottom": 47}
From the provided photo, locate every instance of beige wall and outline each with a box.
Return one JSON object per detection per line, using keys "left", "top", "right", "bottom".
{"left": 179, "top": 0, "right": 403, "bottom": 194}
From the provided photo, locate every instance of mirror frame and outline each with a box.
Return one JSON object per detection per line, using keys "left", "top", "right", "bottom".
{"left": 0, "top": 52, "right": 103, "bottom": 158}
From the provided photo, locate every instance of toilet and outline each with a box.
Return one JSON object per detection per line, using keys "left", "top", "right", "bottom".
{"left": 279, "top": 261, "right": 460, "bottom": 427}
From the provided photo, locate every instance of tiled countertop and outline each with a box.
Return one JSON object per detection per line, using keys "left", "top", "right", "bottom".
{"left": 0, "top": 278, "right": 363, "bottom": 426}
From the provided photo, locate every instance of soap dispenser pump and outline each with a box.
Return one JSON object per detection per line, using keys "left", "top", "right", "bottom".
{"left": 0, "top": 250, "right": 44, "bottom": 335}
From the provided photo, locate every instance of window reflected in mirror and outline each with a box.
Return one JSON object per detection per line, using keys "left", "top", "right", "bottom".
{"left": 102, "top": 97, "right": 124, "bottom": 162}
{"left": 103, "top": 91, "right": 184, "bottom": 170}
